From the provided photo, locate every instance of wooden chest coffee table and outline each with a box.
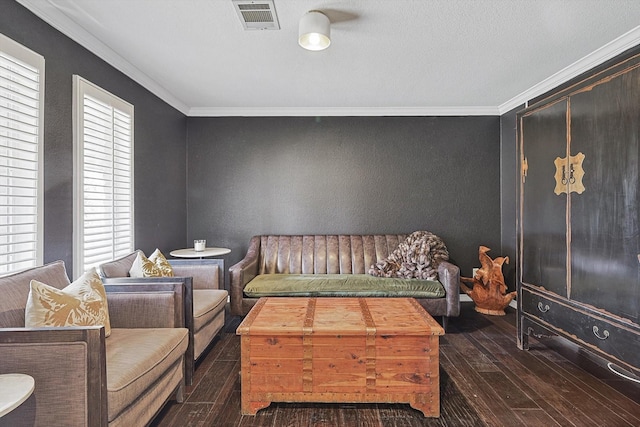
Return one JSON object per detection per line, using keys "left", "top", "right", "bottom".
{"left": 236, "top": 297, "right": 445, "bottom": 417}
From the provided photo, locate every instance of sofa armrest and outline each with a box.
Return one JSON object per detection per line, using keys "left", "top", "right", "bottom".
{"left": 229, "top": 236, "right": 261, "bottom": 316}
{"left": 438, "top": 260, "right": 461, "bottom": 317}
{"left": 0, "top": 327, "right": 107, "bottom": 426}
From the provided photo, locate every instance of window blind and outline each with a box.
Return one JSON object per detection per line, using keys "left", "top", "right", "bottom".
{"left": 74, "top": 76, "right": 133, "bottom": 278}
{"left": 0, "top": 34, "right": 44, "bottom": 275}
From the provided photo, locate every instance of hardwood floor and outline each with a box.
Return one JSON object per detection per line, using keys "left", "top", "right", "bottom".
{"left": 151, "top": 303, "right": 640, "bottom": 426}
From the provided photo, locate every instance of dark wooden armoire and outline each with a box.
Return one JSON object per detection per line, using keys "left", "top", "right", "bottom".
{"left": 517, "top": 51, "right": 640, "bottom": 376}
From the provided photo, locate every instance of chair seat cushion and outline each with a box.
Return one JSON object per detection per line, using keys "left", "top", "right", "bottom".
{"left": 243, "top": 274, "right": 446, "bottom": 298}
{"left": 105, "top": 328, "right": 188, "bottom": 422}
{"left": 193, "top": 289, "right": 228, "bottom": 332}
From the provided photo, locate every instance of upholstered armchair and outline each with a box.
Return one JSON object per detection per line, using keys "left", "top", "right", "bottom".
{"left": 98, "top": 251, "right": 228, "bottom": 385}
{"left": 0, "top": 261, "right": 190, "bottom": 427}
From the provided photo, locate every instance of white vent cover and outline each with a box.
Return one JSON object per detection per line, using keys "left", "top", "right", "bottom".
{"left": 232, "top": 0, "right": 280, "bottom": 30}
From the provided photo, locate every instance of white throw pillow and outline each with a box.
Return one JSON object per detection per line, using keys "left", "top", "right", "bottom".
{"left": 129, "top": 251, "right": 163, "bottom": 277}
{"left": 25, "top": 268, "right": 111, "bottom": 337}
{"left": 148, "top": 248, "right": 174, "bottom": 277}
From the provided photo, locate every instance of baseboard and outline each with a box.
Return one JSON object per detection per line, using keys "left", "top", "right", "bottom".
{"left": 460, "top": 294, "right": 518, "bottom": 310}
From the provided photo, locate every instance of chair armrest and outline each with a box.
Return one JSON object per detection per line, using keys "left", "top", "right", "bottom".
{"left": 229, "top": 236, "right": 261, "bottom": 316}
{"left": 103, "top": 278, "right": 189, "bottom": 328}
{"left": 0, "top": 327, "right": 107, "bottom": 426}
{"left": 438, "top": 260, "right": 461, "bottom": 317}
{"left": 102, "top": 277, "right": 195, "bottom": 384}
{"left": 169, "top": 258, "right": 223, "bottom": 291}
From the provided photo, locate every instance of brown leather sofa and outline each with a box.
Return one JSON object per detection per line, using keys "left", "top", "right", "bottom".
{"left": 229, "top": 235, "right": 460, "bottom": 328}
{"left": 0, "top": 261, "right": 189, "bottom": 427}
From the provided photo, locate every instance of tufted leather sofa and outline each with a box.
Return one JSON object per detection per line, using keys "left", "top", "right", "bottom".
{"left": 229, "top": 235, "right": 460, "bottom": 328}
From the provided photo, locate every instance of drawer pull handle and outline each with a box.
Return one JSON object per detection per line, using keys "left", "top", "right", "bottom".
{"left": 593, "top": 326, "right": 610, "bottom": 340}
{"left": 537, "top": 302, "right": 550, "bottom": 312}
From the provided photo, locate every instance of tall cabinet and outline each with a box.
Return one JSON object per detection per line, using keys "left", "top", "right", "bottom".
{"left": 517, "top": 52, "right": 640, "bottom": 375}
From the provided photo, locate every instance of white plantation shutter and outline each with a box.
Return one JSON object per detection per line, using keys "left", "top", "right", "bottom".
{"left": 0, "top": 34, "right": 44, "bottom": 275}
{"left": 74, "top": 76, "right": 133, "bottom": 278}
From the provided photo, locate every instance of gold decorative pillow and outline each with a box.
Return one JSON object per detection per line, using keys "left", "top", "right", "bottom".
{"left": 25, "top": 268, "right": 111, "bottom": 337}
{"left": 148, "top": 248, "right": 174, "bottom": 277}
{"left": 129, "top": 251, "right": 162, "bottom": 277}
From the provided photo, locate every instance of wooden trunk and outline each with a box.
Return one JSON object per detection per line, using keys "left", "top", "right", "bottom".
{"left": 236, "top": 297, "right": 445, "bottom": 417}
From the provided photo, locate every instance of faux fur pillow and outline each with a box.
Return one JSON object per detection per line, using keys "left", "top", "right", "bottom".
{"left": 369, "top": 231, "right": 449, "bottom": 280}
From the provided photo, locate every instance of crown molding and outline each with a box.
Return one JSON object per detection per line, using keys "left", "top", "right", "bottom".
{"left": 499, "top": 25, "right": 640, "bottom": 114}
{"left": 17, "top": 0, "right": 190, "bottom": 115}
{"left": 18, "top": 0, "right": 496, "bottom": 118}
{"left": 188, "top": 106, "right": 500, "bottom": 117}
{"left": 18, "top": 1, "right": 640, "bottom": 118}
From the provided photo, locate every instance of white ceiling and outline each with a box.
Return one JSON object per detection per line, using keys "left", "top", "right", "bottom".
{"left": 17, "top": 0, "right": 640, "bottom": 116}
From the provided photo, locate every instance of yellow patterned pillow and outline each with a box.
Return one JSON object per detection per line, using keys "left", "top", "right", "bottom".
{"left": 148, "top": 248, "right": 174, "bottom": 277}
{"left": 25, "top": 268, "right": 111, "bottom": 337}
{"left": 129, "top": 251, "right": 162, "bottom": 277}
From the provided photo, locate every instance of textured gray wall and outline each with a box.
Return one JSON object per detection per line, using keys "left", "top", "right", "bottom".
{"left": 186, "top": 116, "right": 501, "bottom": 278}
{"left": 1, "top": 2, "right": 188, "bottom": 277}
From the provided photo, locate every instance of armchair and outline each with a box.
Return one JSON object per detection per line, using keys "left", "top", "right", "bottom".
{"left": 0, "top": 261, "right": 189, "bottom": 427}
{"left": 98, "top": 251, "right": 228, "bottom": 384}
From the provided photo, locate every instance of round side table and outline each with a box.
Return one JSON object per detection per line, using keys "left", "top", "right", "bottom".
{"left": 170, "top": 247, "right": 231, "bottom": 258}
{"left": 0, "top": 373, "right": 35, "bottom": 417}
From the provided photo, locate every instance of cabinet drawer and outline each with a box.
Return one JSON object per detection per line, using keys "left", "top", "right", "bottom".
{"left": 521, "top": 288, "right": 640, "bottom": 370}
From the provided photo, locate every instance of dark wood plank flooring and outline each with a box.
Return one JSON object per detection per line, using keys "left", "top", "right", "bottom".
{"left": 151, "top": 303, "right": 640, "bottom": 426}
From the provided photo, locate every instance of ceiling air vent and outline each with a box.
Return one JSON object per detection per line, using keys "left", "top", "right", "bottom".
{"left": 232, "top": 0, "right": 280, "bottom": 30}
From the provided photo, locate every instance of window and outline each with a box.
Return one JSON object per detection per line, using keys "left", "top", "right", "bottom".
{"left": 73, "top": 76, "right": 134, "bottom": 278}
{"left": 0, "top": 33, "right": 44, "bottom": 275}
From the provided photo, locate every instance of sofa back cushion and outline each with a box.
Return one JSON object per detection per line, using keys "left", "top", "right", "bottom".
{"left": 257, "top": 235, "right": 408, "bottom": 275}
{"left": 0, "top": 260, "right": 71, "bottom": 328}
{"left": 98, "top": 250, "right": 141, "bottom": 278}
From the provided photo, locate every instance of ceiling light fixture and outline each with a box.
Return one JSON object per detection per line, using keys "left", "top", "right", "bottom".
{"left": 298, "top": 10, "right": 331, "bottom": 51}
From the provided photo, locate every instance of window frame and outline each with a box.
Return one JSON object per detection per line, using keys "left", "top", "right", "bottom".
{"left": 0, "top": 32, "right": 45, "bottom": 275}
{"left": 72, "top": 75, "right": 134, "bottom": 279}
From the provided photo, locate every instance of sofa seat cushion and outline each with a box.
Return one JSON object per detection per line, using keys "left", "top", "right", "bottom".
{"left": 105, "top": 327, "right": 188, "bottom": 422}
{"left": 243, "top": 274, "right": 446, "bottom": 298}
{"left": 193, "top": 289, "right": 228, "bottom": 332}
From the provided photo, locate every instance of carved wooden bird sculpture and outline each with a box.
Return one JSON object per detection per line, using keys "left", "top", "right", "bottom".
{"left": 460, "top": 246, "right": 516, "bottom": 315}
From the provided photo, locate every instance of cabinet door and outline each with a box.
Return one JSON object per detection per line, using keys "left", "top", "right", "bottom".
{"left": 520, "top": 100, "right": 569, "bottom": 297}
{"left": 569, "top": 65, "right": 640, "bottom": 324}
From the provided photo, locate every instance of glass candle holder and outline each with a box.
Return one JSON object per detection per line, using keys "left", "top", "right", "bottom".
{"left": 194, "top": 240, "right": 206, "bottom": 251}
